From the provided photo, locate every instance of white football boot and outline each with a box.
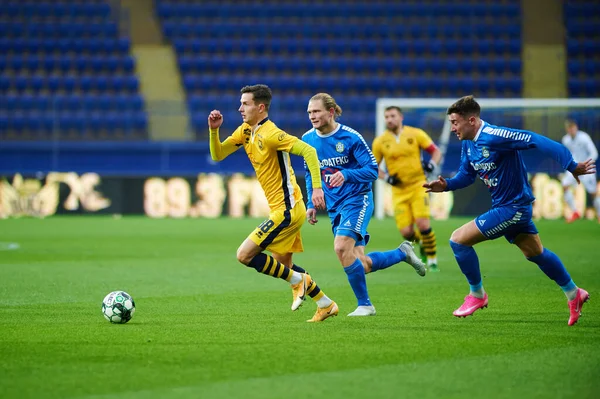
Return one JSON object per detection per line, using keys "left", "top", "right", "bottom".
{"left": 399, "top": 241, "right": 427, "bottom": 276}
{"left": 347, "top": 305, "right": 377, "bottom": 316}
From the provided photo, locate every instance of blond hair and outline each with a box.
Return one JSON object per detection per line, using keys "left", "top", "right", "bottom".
{"left": 310, "top": 93, "right": 343, "bottom": 119}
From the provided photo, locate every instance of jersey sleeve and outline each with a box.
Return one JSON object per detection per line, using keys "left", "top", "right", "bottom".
{"left": 301, "top": 136, "right": 315, "bottom": 209}
{"left": 445, "top": 143, "right": 477, "bottom": 191}
{"left": 209, "top": 126, "right": 243, "bottom": 161}
{"left": 342, "top": 134, "right": 378, "bottom": 183}
{"left": 417, "top": 129, "right": 434, "bottom": 150}
{"left": 265, "top": 130, "right": 297, "bottom": 152}
{"left": 371, "top": 137, "right": 383, "bottom": 164}
{"left": 290, "top": 140, "right": 322, "bottom": 190}
{"left": 486, "top": 129, "right": 577, "bottom": 172}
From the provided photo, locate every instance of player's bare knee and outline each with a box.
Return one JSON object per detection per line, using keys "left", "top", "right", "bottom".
{"left": 521, "top": 243, "right": 543, "bottom": 258}
{"left": 415, "top": 219, "right": 430, "bottom": 232}
{"left": 333, "top": 245, "right": 350, "bottom": 261}
{"left": 449, "top": 229, "right": 465, "bottom": 245}
{"left": 520, "top": 245, "right": 542, "bottom": 258}
{"left": 334, "top": 244, "right": 353, "bottom": 265}
{"left": 236, "top": 247, "right": 252, "bottom": 266}
{"left": 515, "top": 234, "right": 543, "bottom": 258}
{"left": 400, "top": 226, "right": 414, "bottom": 240}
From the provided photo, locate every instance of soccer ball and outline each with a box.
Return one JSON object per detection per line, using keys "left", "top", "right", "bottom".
{"left": 102, "top": 291, "right": 135, "bottom": 324}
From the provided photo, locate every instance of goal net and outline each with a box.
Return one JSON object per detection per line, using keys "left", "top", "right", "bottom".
{"left": 374, "top": 98, "right": 600, "bottom": 220}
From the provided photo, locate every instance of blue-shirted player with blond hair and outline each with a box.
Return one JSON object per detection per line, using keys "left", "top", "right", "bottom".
{"left": 424, "top": 95, "right": 595, "bottom": 326}
{"left": 302, "top": 93, "right": 426, "bottom": 317}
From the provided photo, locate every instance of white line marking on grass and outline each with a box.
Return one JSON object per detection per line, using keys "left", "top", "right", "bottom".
{"left": 0, "top": 242, "right": 20, "bottom": 251}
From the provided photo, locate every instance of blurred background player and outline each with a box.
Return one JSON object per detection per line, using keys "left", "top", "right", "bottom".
{"left": 424, "top": 95, "right": 595, "bottom": 326}
{"left": 372, "top": 106, "right": 442, "bottom": 272}
{"left": 208, "top": 84, "right": 338, "bottom": 322}
{"left": 302, "top": 93, "right": 426, "bottom": 317}
{"left": 561, "top": 119, "right": 600, "bottom": 223}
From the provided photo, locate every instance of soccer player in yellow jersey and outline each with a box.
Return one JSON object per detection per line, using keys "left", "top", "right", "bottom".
{"left": 207, "top": 84, "right": 338, "bottom": 322}
{"left": 372, "top": 106, "right": 442, "bottom": 271}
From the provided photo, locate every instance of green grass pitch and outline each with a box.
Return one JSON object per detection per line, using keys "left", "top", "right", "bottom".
{"left": 0, "top": 216, "right": 598, "bottom": 399}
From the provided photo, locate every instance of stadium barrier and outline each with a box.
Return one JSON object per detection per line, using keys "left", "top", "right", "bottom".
{"left": 1, "top": 141, "right": 595, "bottom": 220}
{"left": 0, "top": 171, "right": 593, "bottom": 221}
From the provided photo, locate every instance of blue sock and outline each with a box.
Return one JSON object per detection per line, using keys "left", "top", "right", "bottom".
{"left": 368, "top": 248, "right": 406, "bottom": 272}
{"left": 449, "top": 240, "right": 482, "bottom": 290}
{"left": 527, "top": 248, "right": 573, "bottom": 288}
{"left": 344, "top": 258, "right": 371, "bottom": 306}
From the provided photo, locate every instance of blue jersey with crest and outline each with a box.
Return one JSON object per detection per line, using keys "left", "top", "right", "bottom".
{"left": 446, "top": 121, "right": 578, "bottom": 208}
{"left": 302, "top": 123, "right": 378, "bottom": 212}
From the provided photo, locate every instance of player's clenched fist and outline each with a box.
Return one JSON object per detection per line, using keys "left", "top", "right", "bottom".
{"left": 208, "top": 110, "right": 223, "bottom": 129}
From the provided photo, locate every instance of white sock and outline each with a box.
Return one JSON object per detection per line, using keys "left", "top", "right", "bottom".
{"left": 594, "top": 196, "right": 600, "bottom": 218}
{"left": 470, "top": 287, "right": 486, "bottom": 299}
{"left": 564, "top": 190, "right": 576, "bottom": 211}
{"left": 316, "top": 295, "right": 332, "bottom": 308}
{"left": 565, "top": 287, "right": 578, "bottom": 301}
{"left": 289, "top": 271, "right": 302, "bottom": 285}
{"left": 427, "top": 257, "right": 437, "bottom": 266}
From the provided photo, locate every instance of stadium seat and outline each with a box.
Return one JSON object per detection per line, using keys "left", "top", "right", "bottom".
{"left": 0, "top": 1, "right": 147, "bottom": 139}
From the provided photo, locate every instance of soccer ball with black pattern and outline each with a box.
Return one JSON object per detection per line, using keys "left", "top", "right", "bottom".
{"left": 102, "top": 291, "right": 135, "bottom": 324}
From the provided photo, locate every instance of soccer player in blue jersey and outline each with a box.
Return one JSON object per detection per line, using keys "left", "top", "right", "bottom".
{"left": 302, "top": 93, "right": 427, "bottom": 317}
{"left": 424, "top": 96, "right": 596, "bottom": 325}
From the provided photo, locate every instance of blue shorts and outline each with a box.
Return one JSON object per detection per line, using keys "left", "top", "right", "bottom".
{"left": 475, "top": 204, "right": 538, "bottom": 243}
{"left": 329, "top": 192, "right": 373, "bottom": 247}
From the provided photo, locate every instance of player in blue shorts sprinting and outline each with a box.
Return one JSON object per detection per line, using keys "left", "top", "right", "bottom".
{"left": 424, "top": 95, "right": 596, "bottom": 325}
{"left": 302, "top": 93, "right": 426, "bottom": 317}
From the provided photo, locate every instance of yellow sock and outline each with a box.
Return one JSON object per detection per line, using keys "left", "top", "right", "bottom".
{"left": 421, "top": 228, "right": 437, "bottom": 258}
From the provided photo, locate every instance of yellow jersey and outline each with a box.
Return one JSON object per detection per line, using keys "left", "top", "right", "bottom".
{"left": 372, "top": 126, "right": 434, "bottom": 187}
{"left": 224, "top": 119, "right": 303, "bottom": 211}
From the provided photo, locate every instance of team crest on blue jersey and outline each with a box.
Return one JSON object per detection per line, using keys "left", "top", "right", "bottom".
{"left": 336, "top": 142, "right": 344, "bottom": 153}
{"left": 481, "top": 147, "right": 490, "bottom": 158}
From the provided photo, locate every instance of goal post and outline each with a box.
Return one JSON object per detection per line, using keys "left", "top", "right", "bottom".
{"left": 374, "top": 98, "right": 600, "bottom": 220}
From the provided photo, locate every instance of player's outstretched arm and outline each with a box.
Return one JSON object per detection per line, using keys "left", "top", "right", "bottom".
{"left": 423, "top": 176, "right": 448, "bottom": 193}
{"left": 208, "top": 110, "right": 240, "bottom": 161}
{"left": 571, "top": 158, "right": 597, "bottom": 184}
{"left": 291, "top": 140, "right": 325, "bottom": 210}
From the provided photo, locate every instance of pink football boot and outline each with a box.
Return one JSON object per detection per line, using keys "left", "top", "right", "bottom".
{"left": 453, "top": 293, "right": 489, "bottom": 317}
{"left": 568, "top": 288, "right": 589, "bottom": 326}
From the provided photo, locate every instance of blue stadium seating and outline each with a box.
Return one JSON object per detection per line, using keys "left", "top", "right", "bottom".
{"left": 155, "top": 0, "right": 524, "bottom": 138}
{"left": 0, "top": 2, "right": 111, "bottom": 18}
{"left": 162, "top": 22, "right": 521, "bottom": 41}
{"left": 156, "top": 3, "right": 520, "bottom": 20}
{"left": 0, "top": 1, "right": 147, "bottom": 139}
{"left": 564, "top": 1, "right": 600, "bottom": 98}
{"left": 0, "top": 38, "right": 132, "bottom": 54}
{"left": 0, "top": 22, "right": 118, "bottom": 38}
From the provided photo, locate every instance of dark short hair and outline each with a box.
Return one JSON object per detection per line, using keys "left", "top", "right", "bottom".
{"left": 447, "top": 95, "right": 480, "bottom": 117}
{"left": 240, "top": 84, "right": 272, "bottom": 111}
{"left": 384, "top": 106, "right": 403, "bottom": 114}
